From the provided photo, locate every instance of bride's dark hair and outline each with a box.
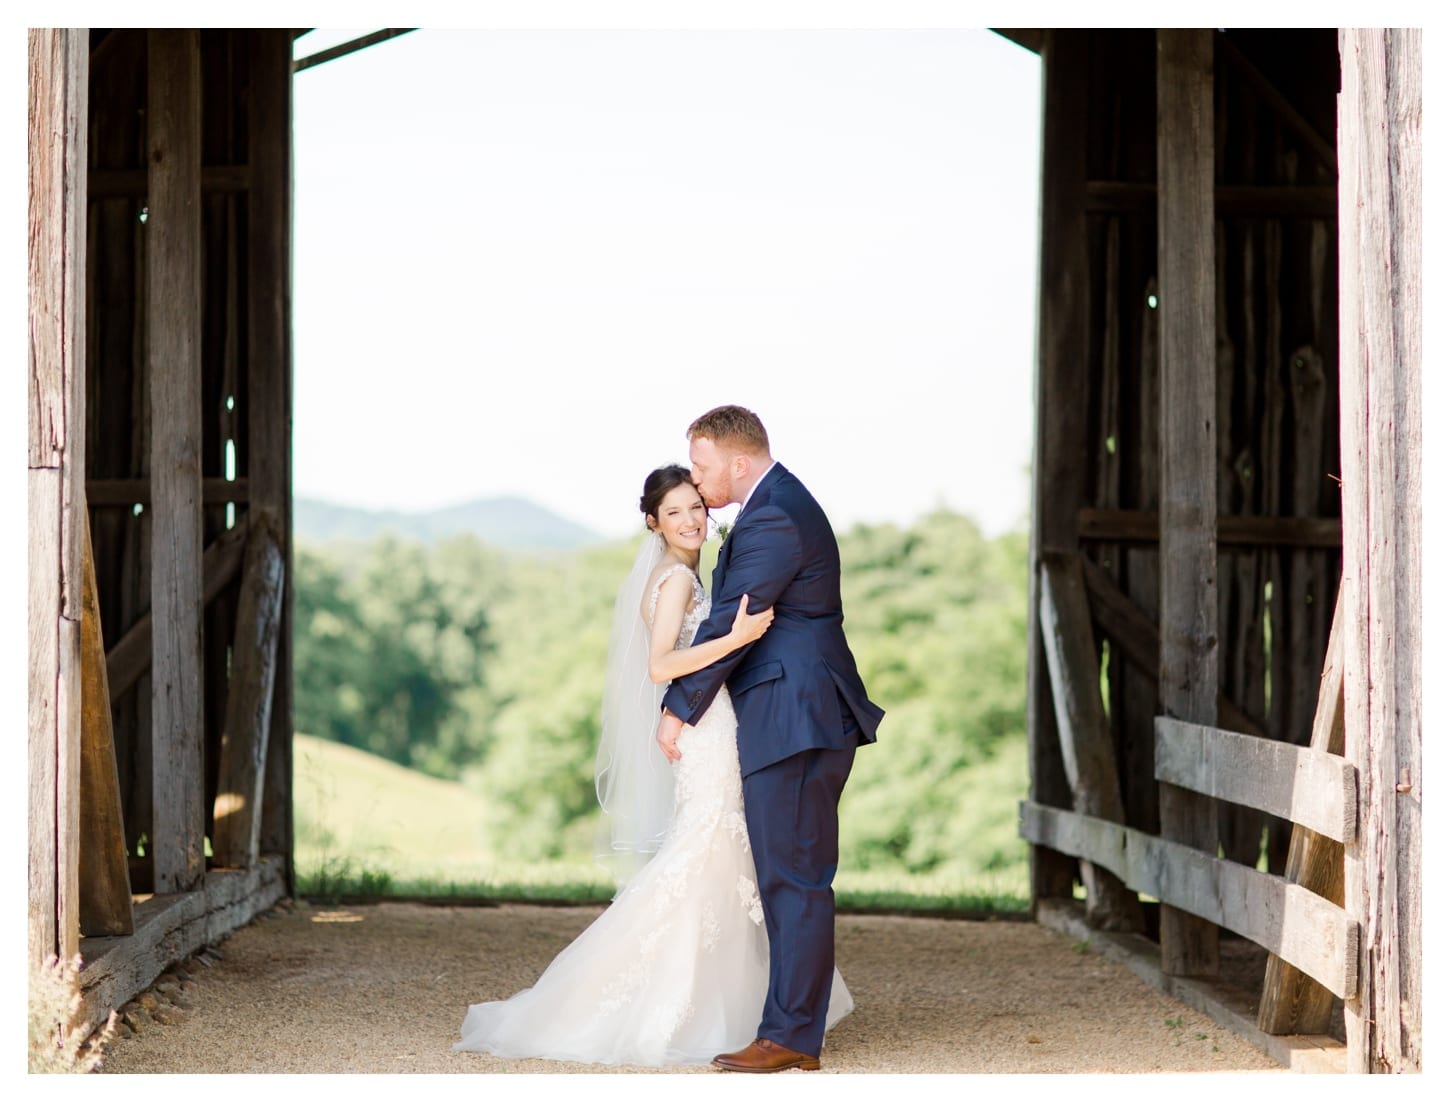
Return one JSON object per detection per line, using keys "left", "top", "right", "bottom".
{"left": 640, "top": 464, "right": 705, "bottom": 530}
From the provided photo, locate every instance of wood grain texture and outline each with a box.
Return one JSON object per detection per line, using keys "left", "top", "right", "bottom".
{"left": 1155, "top": 28, "right": 1220, "bottom": 978}
{"left": 1025, "top": 27, "right": 1089, "bottom": 906}
{"left": 1337, "top": 28, "right": 1422, "bottom": 1074}
{"left": 1020, "top": 800, "right": 1358, "bottom": 999}
{"left": 247, "top": 29, "right": 296, "bottom": 878}
{"left": 79, "top": 510, "right": 135, "bottom": 937}
{"left": 75, "top": 857, "right": 287, "bottom": 1035}
{"left": 1039, "top": 555, "right": 1144, "bottom": 931}
{"left": 28, "top": 27, "right": 89, "bottom": 969}
{"left": 211, "top": 519, "right": 286, "bottom": 867}
{"left": 105, "top": 519, "right": 249, "bottom": 704}
{"left": 146, "top": 29, "right": 205, "bottom": 894}
{"left": 1259, "top": 583, "right": 1347, "bottom": 1034}
{"left": 1154, "top": 717, "right": 1355, "bottom": 843}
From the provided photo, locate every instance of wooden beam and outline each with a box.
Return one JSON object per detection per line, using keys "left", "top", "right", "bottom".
{"left": 76, "top": 857, "right": 287, "bottom": 1036}
{"left": 211, "top": 519, "right": 286, "bottom": 868}
{"left": 1019, "top": 801, "right": 1358, "bottom": 1000}
{"left": 86, "top": 477, "right": 250, "bottom": 507}
{"left": 1025, "top": 28, "right": 1090, "bottom": 906}
{"left": 1154, "top": 718, "right": 1356, "bottom": 844}
{"left": 1260, "top": 582, "right": 1348, "bottom": 1035}
{"left": 87, "top": 164, "right": 250, "bottom": 197}
{"left": 106, "top": 521, "right": 249, "bottom": 704}
{"left": 1084, "top": 180, "right": 1337, "bottom": 218}
{"left": 146, "top": 29, "right": 206, "bottom": 895}
{"left": 1078, "top": 508, "right": 1341, "bottom": 548}
{"left": 28, "top": 27, "right": 89, "bottom": 970}
{"left": 78, "top": 511, "right": 134, "bottom": 937}
{"left": 1337, "top": 28, "right": 1422, "bottom": 1074}
{"left": 1156, "top": 27, "right": 1220, "bottom": 979}
{"left": 991, "top": 28, "right": 1044, "bottom": 55}
{"left": 248, "top": 29, "right": 296, "bottom": 877}
{"left": 1038, "top": 554, "right": 1144, "bottom": 931}
{"left": 292, "top": 28, "right": 417, "bottom": 72}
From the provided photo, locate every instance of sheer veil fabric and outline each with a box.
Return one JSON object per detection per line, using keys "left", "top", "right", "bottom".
{"left": 593, "top": 532, "right": 673, "bottom": 889}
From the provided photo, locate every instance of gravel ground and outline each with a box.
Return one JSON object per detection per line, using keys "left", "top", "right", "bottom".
{"left": 97, "top": 898, "right": 1285, "bottom": 1076}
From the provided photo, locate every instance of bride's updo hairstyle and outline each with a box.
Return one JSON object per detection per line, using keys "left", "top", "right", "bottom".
{"left": 640, "top": 464, "right": 705, "bottom": 532}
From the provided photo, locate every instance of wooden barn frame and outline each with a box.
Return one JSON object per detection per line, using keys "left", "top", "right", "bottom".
{"left": 27, "top": 27, "right": 1420, "bottom": 1073}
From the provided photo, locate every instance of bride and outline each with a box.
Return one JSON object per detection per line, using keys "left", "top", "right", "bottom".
{"left": 453, "top": 465, "right": 853, "bottom": 1067}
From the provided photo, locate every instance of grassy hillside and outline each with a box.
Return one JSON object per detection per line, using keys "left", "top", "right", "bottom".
{"left": 293, "top": 731, "right": 1028, "bottom": 910}
{"left": 294, "top": 732, "right": 613, "bottom": 896}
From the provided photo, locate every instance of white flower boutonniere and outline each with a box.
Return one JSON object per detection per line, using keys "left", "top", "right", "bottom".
{"left": 713, "top": 519, "right": 733, "bottom": 543}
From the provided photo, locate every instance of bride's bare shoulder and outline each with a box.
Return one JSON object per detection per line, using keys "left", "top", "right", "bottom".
{"left": 640, "top": 560, "right": 694, "bottom": 620}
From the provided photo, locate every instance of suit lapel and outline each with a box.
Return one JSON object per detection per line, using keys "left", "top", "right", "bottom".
{"left": 715, "top": 464, "right": 787, "bottom": 591}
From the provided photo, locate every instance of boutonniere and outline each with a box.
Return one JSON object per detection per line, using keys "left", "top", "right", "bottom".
{"left": 713, "top": 518, "right": 733, "bottom": 543}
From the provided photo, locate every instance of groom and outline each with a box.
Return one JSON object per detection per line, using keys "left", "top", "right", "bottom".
{"left": 656, "top": 405, "right": 883, "bottom": 1073}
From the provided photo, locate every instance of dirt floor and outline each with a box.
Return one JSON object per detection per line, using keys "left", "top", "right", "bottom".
{"left": 97, "top": 898, "right": 1286, "bottom": 1076}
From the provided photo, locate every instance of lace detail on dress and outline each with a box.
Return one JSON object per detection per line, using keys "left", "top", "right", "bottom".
{"left": 646, "top": 563, "right": 708, "bottom": 649}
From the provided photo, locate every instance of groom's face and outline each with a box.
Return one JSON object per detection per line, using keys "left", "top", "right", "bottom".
{"left": 689, "top": 436, "right": 736, "bottom": 509}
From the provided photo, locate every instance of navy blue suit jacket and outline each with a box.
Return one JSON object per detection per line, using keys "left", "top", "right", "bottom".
{"left": 662, "top": 464, "right": 882, "bottom": 777}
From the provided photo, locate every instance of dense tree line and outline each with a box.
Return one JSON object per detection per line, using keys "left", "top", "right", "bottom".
{"left": 294, "top": 511, "right": 1029, "bottom": 879}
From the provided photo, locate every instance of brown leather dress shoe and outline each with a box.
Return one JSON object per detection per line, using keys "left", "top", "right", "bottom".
{"left": 711, "top": 1038, "right": 822, "bottom": 1072}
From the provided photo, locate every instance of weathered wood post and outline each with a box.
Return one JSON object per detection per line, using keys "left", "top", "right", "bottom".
{"left": 1155, "top": 28, "right": 1220, "bottom": 977}
{"left": 1258, "top": 584, "right": 1344, "bottom": 1035}
{"left": 212, "top": 517, "right": 287, "bottom": 868}
{"left": 1027, "top": 27, "right": 1090, "bottom": 909}
{"left": 247, "top": 29, "right": 296, "bottom": 886}
{"left": 1039, "top": 554, "right": 1145, "bottom": 931}
{"left": 28, "top": 26, "right": 89, "bottom": 969}
{"left": 147, "top": 28, "right": 206, "bottom": 894}
{"left": 1337, "top": 27, "right": 1422, "bottom": 1074}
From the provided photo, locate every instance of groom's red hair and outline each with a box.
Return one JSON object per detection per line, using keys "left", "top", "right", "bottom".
{"left": 687, "top": 405, "right": 771, "bottom": 457}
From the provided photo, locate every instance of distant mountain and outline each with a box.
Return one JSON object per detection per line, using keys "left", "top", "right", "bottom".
{"left": 294, "top": 495, "right": 604, "bottom": 551}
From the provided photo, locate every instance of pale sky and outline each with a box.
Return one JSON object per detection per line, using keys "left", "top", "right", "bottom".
{"left": 290, "top": 26, "right": 1043, "bottom": 539}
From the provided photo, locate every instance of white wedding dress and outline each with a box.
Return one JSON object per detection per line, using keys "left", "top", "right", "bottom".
{"left": 454, "top": 564, "right": 853, "bottom": 1067}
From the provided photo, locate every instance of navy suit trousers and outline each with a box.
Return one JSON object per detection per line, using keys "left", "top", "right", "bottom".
{"left": 740, "top": 694, "right": 859, "bottom": 1056}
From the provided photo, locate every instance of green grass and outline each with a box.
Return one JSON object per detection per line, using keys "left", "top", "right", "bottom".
{"left": 294, "top": 733, "right": 1029, "bottom": 913}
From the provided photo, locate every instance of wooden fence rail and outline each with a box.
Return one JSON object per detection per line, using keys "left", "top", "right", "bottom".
{"left": 1018, "top": 800, "right": 1359, "bottom": 999}
{"left": 1154, "top": 719, "right": 1357, "bottom": 844}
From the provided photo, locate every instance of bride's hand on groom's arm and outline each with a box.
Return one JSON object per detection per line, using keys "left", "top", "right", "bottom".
{"left": 730, "top": 595, "right": 773, "bottom": 646}
{"left": 656, "top": 709, "right": 685, "bottom": 762}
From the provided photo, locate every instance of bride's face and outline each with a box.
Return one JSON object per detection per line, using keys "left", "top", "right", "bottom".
{"left": 652, "top": 483, "right": 708, "bottom": 556}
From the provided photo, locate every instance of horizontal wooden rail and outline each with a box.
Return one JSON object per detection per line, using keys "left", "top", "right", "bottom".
{"left": 1078, "top": 508, "right": 1342, "bottom": 548}
{"left": 1155, "top": 717, "right": 1357, "bottom": 843}
{"left": 87, "top": 477, "right": 249, "bottom": 507}
{"left": 1019, "top": 800, "right": 1359, "bottom": 999}
{"left": 1083, "top": 180, "right": 1338, "bottom": 218}
{"left": 88, "top": 164, "right": 250, "bottom": 196}
{"left": 105, "top": 519, "right": 249, "bottom": 703}
{"left": 76, "top": 857, "right": 286, "bottom": 1035}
